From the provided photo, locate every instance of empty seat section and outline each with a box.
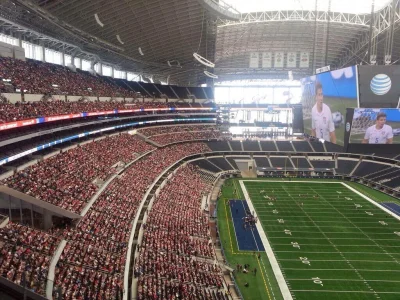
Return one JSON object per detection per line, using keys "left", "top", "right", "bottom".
{"left": 292, "top": 141, "right": 313, "bottom": 152}
{"left": 192, "top": 159, "right": 221, "bottom": 173}
{"left": 353, "top": 161, "right": 390, "bottom": 177}
{"left": 276, "top": 141, "right": 294, "bottom": 152}
{"left": 291, "top": 157, "right": 311, "bottom": 168}
{"left": 154, "top": 84, "right": 176, "bottom": 98}
{"left": 365, "top": 166, "right": 396, "bottom": 179}
{"left": 325, "top": 142, "right": 343, "bottom": 153}
{"left": 226, "top": 156, "right": 250, "bottom": 169}
{"left": 269, "top": 157, "right": 290, "bottom": 168}
{"left": 229, "top": 141, "right": 242, "bottom": 151}
{"left": 372, "top": 169, "right": 400, "bottom": 182}
{"left": 207, "top": 141, "right": 231, "bottom": 152}
{"left": 171, "top": 86, "right": 188, "bottom": 99}
{"left": 310, "top": 141, "right": 325, "bottom": 152}
{"left": 242, "top": 141, "right": 260, "bottom": 151}
{"left": 260, "top": 141, "right": 277, "bottom": 151}
{"left": 208, "top": 157, "right": 234, "bottom": 171}
{"left": 254, "top": 157, "right": 271, "bottom": 168}
{"left": 336, "top": 159, "right": 358, "bottom": 175}
{"left": 384, "top": 177, "right": 400, "bottom": 189}
{"left": 188, "top": 87, "right": 206, "bottom": 99}
{"left": 310, "top": 160, "right": 335, "bottom": 168}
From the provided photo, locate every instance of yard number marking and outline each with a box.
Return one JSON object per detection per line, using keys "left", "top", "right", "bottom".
{"left": 379, "top": 221, "right": 388, "bottom": 226}
{"left": 268, "top": 202, "right": 274, "bottom": 206}
{"left": 291, "top": 242, "right": 300, "bottom": 249}
{"left": 273, "top": 209, "right": 279, "bottom": 214}
{"left": 300, "top": 257, "right": 311, "bottom": 265}
{"left": 365, "top": 211, "right": 374, "bottom": 216}
{"left": 394, "top": 232, "right": 400, "bottom": 237}
{"left": 345, "top": 197, "right": 352, "bottom": 201}
{"left": 284, "top": 229, "right": 292, "bottom": 236}
{"left": 312, "top": 277, "right": 323, "bottom": 286}
{"left": 277, "top": 219, "right": 285, "bottom": 224}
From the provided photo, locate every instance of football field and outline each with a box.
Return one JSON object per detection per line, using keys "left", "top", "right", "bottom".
{"left": 235, "top": 180, "right": 400, "bottom": 300}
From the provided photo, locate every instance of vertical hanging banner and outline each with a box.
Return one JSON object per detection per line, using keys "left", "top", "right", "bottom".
{"left": 262, "top": 52, "right": 272, "bottom": 68}
{"left": 249, "top": 52, "right": 260, "bottom": 68}
{"left": 287, "top": 52, "right": 297, "bottom": 68}
{"left": 274, "top": 52, "right": 284, "bottom": 68}
{"left": 300, "top": 52, "right": 310, "bottom": 68}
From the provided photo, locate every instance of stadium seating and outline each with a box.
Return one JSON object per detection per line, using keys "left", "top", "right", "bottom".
{"left": 135, "top": 165, "right": 225, "bottom": 299}
{"left": 254, "top": 157, "right": 271, "bottom": 168}
{"left": 208, "top": 157, "right": 236, "bottom": 171}
{"left": 0, "top": 222, "right": 60, "bottom": 296}
{"left": 291, "top": 141, "right": 313, "bottom": 152}
{"left": 242, "top": 141, "right": 261, "bottom": 151}
{"left": 336, "top": 159, "right": 359, "bottom": 175}
{"left": 3, "top": 134, "right": 155, "bottom": 213}
{"left": 275, "top": 141, "right": 295, "bottom": 152}
{"left": 352, "top": 161, "right": 390, "bottom": 178}
{"left": 50, "top": 142, "right": 212, "bottom": 295}
{"left": 140, "top": 125, "right": 222, "bottom": 146}
{"left": 0, "top": 57, "right": 134, "bottom": 98}
{"left": 259, "top": 141, "right": 277, "bottom": 151}
{"left": 207, "top": 141, "right": 232, "bottom": 152}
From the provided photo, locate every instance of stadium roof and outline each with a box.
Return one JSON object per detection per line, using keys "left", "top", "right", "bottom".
{"left": 0, "top": 0, "right": 399, "bottom": 85}
{"left": 224, "top": 0, "right": 391, "bottom": 15}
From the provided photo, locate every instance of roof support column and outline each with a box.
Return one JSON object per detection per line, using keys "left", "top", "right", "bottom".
{"left": 324, "top": 0, "right": 331, "bottom": 66}
{"left": 312, "top": 0, "right": 318, "bottom": 73}
{"left": 367, "top": 0, "right": 376, "bottom": 64}
{"left": 384, "top": 0, "right": 396, "bottom": 64}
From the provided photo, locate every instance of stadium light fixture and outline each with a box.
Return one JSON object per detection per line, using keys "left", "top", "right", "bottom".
{"left": 94, "top": 13, "right": 104, "bottom": 27}
{"left": 116, "top": 35, "right": 124, "bottom": 45}
{"left": 193, "top": 53, "right": 215, "bottom": 68}
{"left": 204, "top": 70, "right": 218, "bottom": 79}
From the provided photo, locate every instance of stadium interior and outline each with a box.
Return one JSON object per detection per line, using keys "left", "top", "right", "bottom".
{"left": 1, "top": 0, "right": 400, "bottom": 299}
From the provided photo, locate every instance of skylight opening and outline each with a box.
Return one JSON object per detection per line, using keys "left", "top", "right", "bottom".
{"left": 224, "top": 0, "right": 390, "bottom": 15}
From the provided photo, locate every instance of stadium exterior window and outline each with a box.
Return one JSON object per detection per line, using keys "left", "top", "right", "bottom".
{"left": 114, "top": 69, "right": 126, "bottom": 79}
{"left": 0, "top": 33, "right": 18, "bottom": 46}
{"left": 74, "top": 57, "right": 82, "bottom": 69}
{"left": 45, "top": 48, "right": 63, "bottom": 65}
{"left": 82, "top": 59, "right": 91, "bottom": 71}
{"left": 127, "top": 72, "right": 140, "bottom": 81}
{"left": 22, "top": 41, "right": 43, "bottom": 61}
{"left": 64, "top": 54, "right": 72, "bottom": 66}
{"left": 94, "top": 63, "right": 101, "bottom": 74}
{"left": 102, "top": 65, "right": 112, "bottom": 77}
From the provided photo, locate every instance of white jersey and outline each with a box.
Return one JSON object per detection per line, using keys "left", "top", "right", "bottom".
{"left": 364, "top": 124, "right": 393, "bottom": 144}
{"left": 311, "top": 103, "right": 335, "bottom": 141}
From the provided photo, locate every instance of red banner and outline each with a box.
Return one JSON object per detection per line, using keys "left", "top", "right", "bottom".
{"left": 0, "top": 119, "right": 37, "bottom": 131}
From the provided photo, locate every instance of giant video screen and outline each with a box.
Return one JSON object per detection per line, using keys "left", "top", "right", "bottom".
{"left": 349, "top": 108, "right": 400, "bottom": 144}
{"left": 300, "top": 66, "right": 358, "bottom": 145}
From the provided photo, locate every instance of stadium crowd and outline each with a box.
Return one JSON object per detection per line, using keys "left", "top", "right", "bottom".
{"left": 0, "top": 57, "right": 134, "bottom": 97}
{"left": 3, "top": 134, "right": 154, "bottom": 213}
{"left": 50, "top": 142, "right": 211, "bottom": 298}
{"left": 0, "top": 222, "right": 61, "bottom": 296}
{"left": 139, "top": 125, "right": 222, "bottom": 145}
{"left": 0, "top": 99, "right": 192, "bottom": 124}
{"left": 136, "top": 165, "right": 225, "bottom": 299}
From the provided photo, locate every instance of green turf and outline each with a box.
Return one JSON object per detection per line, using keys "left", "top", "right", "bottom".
{"left": 218, "top": 178, "right": 400, "bottom": 300}
{"left": 217, "top": 180, "right": 283, "bottom": 300}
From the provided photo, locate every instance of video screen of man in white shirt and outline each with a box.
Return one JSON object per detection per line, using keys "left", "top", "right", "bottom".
{"left": 311, "top": 82, "right": 337, "bottom": 143}
{"left": 362, "top": 112, "right": 393, "bottom": 144}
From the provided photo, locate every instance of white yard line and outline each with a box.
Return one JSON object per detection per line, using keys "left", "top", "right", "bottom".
{"left": 341, "top": 182, "right": 400, "bottom": 222}
{"left": 291, "top": 290, "right": 400, "bottom": 294}
{"left": 239, "top": 180, "right": 293, "bottom": 300}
